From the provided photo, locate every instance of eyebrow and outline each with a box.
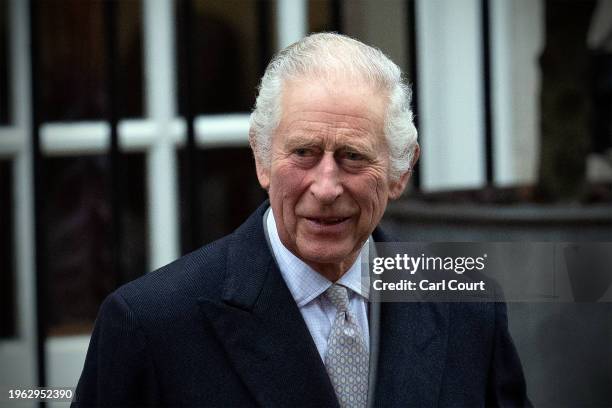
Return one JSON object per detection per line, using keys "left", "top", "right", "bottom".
{"left": 283, "top": 134, "right": 323, "bottom": 149}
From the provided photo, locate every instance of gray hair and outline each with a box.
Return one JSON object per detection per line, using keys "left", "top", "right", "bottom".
{"left": 249, "top": 32, "right": 418, "bottom": 180}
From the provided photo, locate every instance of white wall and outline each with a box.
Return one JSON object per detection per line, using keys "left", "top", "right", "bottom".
{"left": 492, "top": 0, "right": 544, "bottom": 186}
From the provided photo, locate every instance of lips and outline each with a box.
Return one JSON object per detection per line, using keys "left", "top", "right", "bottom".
{"left": 301, "top": 216, "right": 353, "bottom": 235}
{"left": 306, "top": 217, "right": 349, "bottom": 225}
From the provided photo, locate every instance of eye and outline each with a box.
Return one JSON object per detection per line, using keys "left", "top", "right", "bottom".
{"left": 294, "top": 148, "right": 312, "bottom": 157}
{"left": 293, "top": 147, "right": 322, "bottom": 159}
{"left": 344, "top": 151, "right": 365, "bottom": 161}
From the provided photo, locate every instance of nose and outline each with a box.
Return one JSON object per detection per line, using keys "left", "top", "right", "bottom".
{"left": 310, "top": 152, "right": 343, "bottom": 204}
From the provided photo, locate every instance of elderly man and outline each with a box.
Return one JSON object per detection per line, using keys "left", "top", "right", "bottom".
{"left": 73, "top": 33, "right": 529, "bottom": 407}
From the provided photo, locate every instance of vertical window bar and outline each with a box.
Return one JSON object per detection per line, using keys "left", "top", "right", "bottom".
{"left": 28, "top": 0, "right": 46, "bottom": 389}
{"left": 104, "top": 0, "right": 123, "bottom": 282}
{"left": 179, "top": 0, "right": 197, "bottom": 252}
{"left": 277, "top": 0, "right": 307, "bottom": 50}
{"left": 481, "top": 0, "right": 494, "bottom": 185}
{"left": 407, "top": 0, "right": 421, "bottom": 190}
{"left": 144, "top": 0, "right": 180, "bottom": 270}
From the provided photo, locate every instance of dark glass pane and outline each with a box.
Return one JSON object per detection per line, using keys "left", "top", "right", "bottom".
{"left": 117, "top": 0, "right": 144, "bottom": 119}
{"left": 309, "top": 0, "right": 410, "bottom": 75}
{"left": 176, "top": 0, "right": 273, "bottom": 115}
{"left": 309, "top": 0, "right": 340, "bottom": 33}
{"left": 43, "top": 153, "right": 147, "bottom": 336}
{"left": 0, "top": 0, "right": 9, "bottom": 124}
{"left": 37, "top": 0, "right": 143, "bottom": 122}
{"left": 178, "top": 147, "right": 267, "bottom": 252}
{"left": 0, "top": 160, "right": 15, "bottom": 338}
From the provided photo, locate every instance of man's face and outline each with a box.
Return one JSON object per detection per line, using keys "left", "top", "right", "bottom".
{"left": 256, "top": 78, "right": 408, "bottom": 278}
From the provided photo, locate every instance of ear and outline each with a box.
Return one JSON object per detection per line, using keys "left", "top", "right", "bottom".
{"left": 255, "top": 158, "right": 270, "bottom": 190}
{"left": 250, "top": 128, "right": 270, "bottom": 190}
{"left": 388, "top": 143, "right": 420, "bottom": 200}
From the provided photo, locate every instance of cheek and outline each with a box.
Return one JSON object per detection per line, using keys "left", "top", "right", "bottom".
{"left": 269, "top": 165, "right": 309, "bottom": 208}
{"left": 353, "top": 171, "right": 390, "bottom": 207}
{"left": 347, "top": 172, "right": 390, "bottom": 228}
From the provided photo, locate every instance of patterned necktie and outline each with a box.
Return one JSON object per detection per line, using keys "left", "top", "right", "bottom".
{"left": 324, "top": 284, "right": 369, "bottom": 408}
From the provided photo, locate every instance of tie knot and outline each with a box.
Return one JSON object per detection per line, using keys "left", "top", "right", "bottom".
{"left": 325, "top": 284, "right": 350, "bottom": 312}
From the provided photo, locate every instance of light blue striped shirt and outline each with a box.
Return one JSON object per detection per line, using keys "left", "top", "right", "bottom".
{"left": 265, "top": 209, "right": 370, "bottom": 361}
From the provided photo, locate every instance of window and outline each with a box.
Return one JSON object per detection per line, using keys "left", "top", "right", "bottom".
{"left": 176, "top": 0, "right": 274, "bottom": 115}
{"left": 36, "top": 0, "right": 143, "bottom": 122}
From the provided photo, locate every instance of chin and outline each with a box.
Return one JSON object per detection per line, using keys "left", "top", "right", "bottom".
{"left": 298, "top": 244, "right": 355, "bottom": 266}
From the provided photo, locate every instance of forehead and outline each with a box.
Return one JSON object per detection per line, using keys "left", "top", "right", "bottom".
{"left": 276, "top": 78, "right": 388, "bottom": 146}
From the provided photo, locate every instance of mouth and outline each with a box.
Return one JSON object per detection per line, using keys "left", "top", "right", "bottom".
{"left": 305, "top": 216, "right": 350, "bottom": 225}
{"left": 302, "top": 216, "right": 352, "bottom": 234}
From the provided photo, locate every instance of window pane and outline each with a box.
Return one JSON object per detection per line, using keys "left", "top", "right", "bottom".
{"left": 36, "top": 0, "right": 143, "bottom": 122}
{"left": 178, "top": 147, "right": 267, "bottom": 252}
{"left": 0, "top": 159, "right": 15, "bottom": 338}
{"left": 176, "top": 0, "right": 274, "bottom": 114}
{"left": 0, "top": 0, "right": 9, "bottom": 125}
{"left": 43, "top": 153, "right": 147, "bottom": 336}
{"left": 117, "top": 0, "right": 144, "bottom": 119}
{"left": 343, "top": 0, "right": 409, "bottom": 73}
{"left": 308, "top": 0, "right": 340, "bottom": 33}
{"left": 308, "top": 0, "right": 410, "bottom": 76}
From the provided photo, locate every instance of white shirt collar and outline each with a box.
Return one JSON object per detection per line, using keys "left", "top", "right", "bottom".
{"left": 266, "top": 209, "right": 370, "bottom": 307}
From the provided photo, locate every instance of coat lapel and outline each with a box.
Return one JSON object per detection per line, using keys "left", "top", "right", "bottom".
{"left": 373, "top": 301, "right": 449, "bottom": 407}
{"left": 370, "top": 228, "right": 450, "bottom": 407}
{"left": 198, "top": 203, "right": 339, "bottom": 407}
